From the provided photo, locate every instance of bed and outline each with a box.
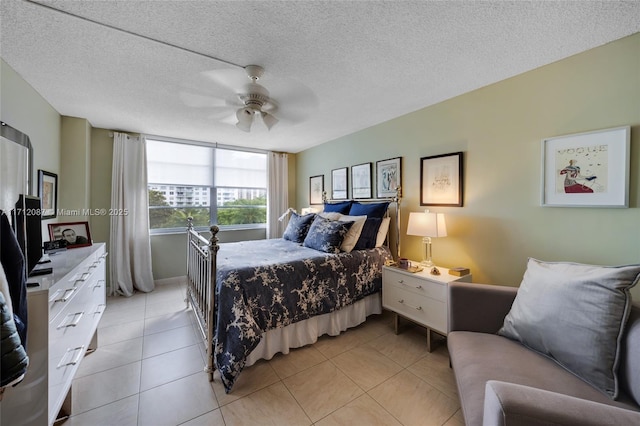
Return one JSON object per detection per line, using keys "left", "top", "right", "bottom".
{"left": 186, "top": 195, "right": 400, "bottom": 393}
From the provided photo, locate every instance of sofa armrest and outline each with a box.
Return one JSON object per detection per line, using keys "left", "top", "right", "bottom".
{"left": 483, "top": 381, "right": 640, "bottom": 426}
{"left": 448, "top": 282, "right": 517, "bottom": 334}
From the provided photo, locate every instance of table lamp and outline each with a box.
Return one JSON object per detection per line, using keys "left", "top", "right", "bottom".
{"left": 406, "top": 210, "right": 447, "bottom": 267}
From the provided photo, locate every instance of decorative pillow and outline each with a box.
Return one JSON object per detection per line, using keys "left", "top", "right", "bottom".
{"left": 375, "top": 217, "right": 391, "bottom": 247}
{"left": 303, "top": 216, "right": 354, "bottom": 253}
{"left": 354, "top": 217, "right": 383, "bottom": 250}
{"left": 323, "top": 201, "right": 352, "bottom": 214}
{"left": 319, "top": 212, "right": 342, "bottom": 221}
{"left": 348, "top": 201, "right": 389, "bottom": 219}
{"left": 282, "top": 212, "right": 316, "bottom": 243}
{"left": 337, "top": 215, "right": 367, "bottom": 253}
{"left": 498, "top": 258, "right": 640, "bottom": 399}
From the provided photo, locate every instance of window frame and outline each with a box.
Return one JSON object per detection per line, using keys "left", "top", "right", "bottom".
{"left": 145, "top": 135, "right": 268, "bottom": 235}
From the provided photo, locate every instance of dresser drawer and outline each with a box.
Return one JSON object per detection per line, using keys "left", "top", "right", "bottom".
{"left": 48, "top": 248, "right": 103, "bottom": 322}
{"left": 383, "top": 268, "right": 446, "bottom": 301}
{"left": 382, "top": 283, "right": 447, "bottom": 333}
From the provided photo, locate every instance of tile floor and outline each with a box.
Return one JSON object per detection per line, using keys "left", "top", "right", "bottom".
{"left": 65, "top": 280, "right": 465, "bottom": 426}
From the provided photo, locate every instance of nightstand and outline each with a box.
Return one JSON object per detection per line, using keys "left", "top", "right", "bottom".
{"left": 382, "top": 263, "right": 472, "bottom": 351}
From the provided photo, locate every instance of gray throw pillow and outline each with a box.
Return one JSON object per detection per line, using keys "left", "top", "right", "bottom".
{"left": 498, "top": 258, "right": 640, "bottom": 399}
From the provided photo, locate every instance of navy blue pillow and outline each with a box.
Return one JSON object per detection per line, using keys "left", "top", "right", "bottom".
{"left": 354, "top": 217, "right": 383, "bottom": 250}
{"left": 323, "top": 201, "right": 352, "bottom": 214}
{"left": 303, "top": 216, "right": 354, "bottom": 253}
{"left": 349, "top": 202, "right": 389, "bottom": 219}
{"left": 283, "top": 212, "right": 316, "bottom": 243}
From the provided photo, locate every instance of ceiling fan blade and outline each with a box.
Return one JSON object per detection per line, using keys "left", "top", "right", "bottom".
{"left": 209, "top": 112, "right": 238, "bottom": 126}
{"left": 266, "top": 78, "right": 319, "bottom": 123}
{"left": 179, "top": 91, "right": 227, "bottom": 108}
{"left": 201, "top": 68, "right": 250, "bottom": 93}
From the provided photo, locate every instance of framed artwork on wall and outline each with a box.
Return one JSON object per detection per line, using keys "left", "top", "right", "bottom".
{"left": 541, "top": 126, "right": 630, "bottom": 208}
{"left": 420, "top": 152, "right": 463, "bottom": 207}
{"left": 331, "top": 167, "right": 348, "bottom": 200}
{"left": 48, "top": 221, "right": 92, "bottom": 248}
{"left": 309, "top": 174, "right": 324, "bottom": 205}
{"left": 376, "top": 157, "right": 401, "bottom": 198}
{"left": 351, "top": 162, "right": 372, "bottom": 199}
{"left": 38, "top": 169, "right": 58, "bottom": 219}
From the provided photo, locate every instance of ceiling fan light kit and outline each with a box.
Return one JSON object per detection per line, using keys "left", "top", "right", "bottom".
{"left": 232, "top": 65, "right": 280, "bottom": 132}
{"left": 183, "top": 63, "right": 318, "bottom": 133}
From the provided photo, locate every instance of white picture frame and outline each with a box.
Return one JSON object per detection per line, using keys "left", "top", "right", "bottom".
{"left": 541, "top": 126, "right": 630, "bottom": 208}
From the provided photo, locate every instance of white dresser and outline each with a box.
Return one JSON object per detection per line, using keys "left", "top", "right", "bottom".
{"left": 382, "top": 263, "right": 471, "bottom": 351}
{"left": 1, "top": 243, "right": 107, "bottom": 425}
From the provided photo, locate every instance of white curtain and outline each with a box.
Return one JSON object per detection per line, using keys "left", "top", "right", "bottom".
{"left": 267, "top": 152, "right": 288, "bottom": 239}
{"left": 109, "top": 132, "right": 154, "bottom": 296}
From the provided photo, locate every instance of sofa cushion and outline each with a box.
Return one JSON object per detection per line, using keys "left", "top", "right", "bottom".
{"left": 498, "top": 258, "right": 640, "bottom": 399}
{"left": 448, "top": 331, "right": 638, "bottom": 426}
{"left": 620, "top": 304, "right": 640, "bottom": 406}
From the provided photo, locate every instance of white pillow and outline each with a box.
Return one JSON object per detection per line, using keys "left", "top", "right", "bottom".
{"left": 338, "top": 215, "right": 367, "bottom": 253}
{"left": 375, "top": 217, "right": 391, "bottom": 247}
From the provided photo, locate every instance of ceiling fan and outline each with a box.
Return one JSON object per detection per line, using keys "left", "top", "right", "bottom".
{"left": 181, "top": 65, "right": 318, "bottom": 133}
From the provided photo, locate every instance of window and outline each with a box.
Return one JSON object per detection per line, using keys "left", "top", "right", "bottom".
{"left": 146, "top": 137, "right": 267, "bottom": 233}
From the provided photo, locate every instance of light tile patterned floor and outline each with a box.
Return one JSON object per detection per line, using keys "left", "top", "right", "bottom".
{"left": 65, "top": 280, "right": 465, "bottom": 426}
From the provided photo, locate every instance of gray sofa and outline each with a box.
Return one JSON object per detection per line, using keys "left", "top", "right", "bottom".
{"left": 447, "top": 281, "right": 640, "bottom": 426}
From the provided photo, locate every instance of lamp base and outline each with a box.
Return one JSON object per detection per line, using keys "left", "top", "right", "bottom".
{"left": 421, "top": 236, "right": 433, "bottom": 267}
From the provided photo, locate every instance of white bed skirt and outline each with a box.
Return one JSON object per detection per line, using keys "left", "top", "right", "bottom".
{"left": 245, "top": 292, "right": 382, "bottom": 366}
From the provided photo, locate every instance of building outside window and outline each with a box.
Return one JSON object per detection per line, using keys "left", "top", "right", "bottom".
{"left": 146, "top": 137, "right": 267, "bottom": 233}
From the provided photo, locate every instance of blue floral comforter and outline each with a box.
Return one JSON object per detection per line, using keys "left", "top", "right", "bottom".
{"left": 214, "top": 238, "right": 392, "bottom": 393}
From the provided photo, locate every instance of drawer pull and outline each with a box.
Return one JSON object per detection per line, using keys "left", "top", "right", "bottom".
{"left": 58, "top": 312, "right": 84, "bottom": 328}
{"left": 95, "top": 304, "right": 106, "bottom": 315}
{"left": 398, "top": 299, "right": 423, "bottom": 311}
{"left": 75, "top": 271, "right": 92, "bottom": 282}
{"left": 57, "top": 346, "right": 85, "bottom": 368}
{"left": 93, "top": 280, "right": 105, "bottom": 290}
{"left": 55, "top": 287, "right": 77, "bottom": 303}
{"left": 398, "top": 280, "right": 422, "bottom": 290}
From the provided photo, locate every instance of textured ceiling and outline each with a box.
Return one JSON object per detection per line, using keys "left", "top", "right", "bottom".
{"left": 1, "top": 1, "right": 639, "bottom": 153}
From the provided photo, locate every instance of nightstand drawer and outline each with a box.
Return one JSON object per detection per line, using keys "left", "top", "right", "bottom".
{"left": 382, "top": 283, "right": 447, "bottom": 333}
{"left": 383, "top": 268, "right": 446, "bottom": 301}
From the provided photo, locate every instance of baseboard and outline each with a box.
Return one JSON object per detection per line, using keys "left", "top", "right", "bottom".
{"left": 154, "top": 275, "right": 186, "bottom": 287}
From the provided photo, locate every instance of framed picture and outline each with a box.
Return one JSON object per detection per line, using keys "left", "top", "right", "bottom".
{"left": 331, "top": 167, "right": 348, "bottom": 200}
{"left": 48, "top": 221, "right": 92, "bottom": 248}
{"left": 38, "top": 170, "right": 58, "bottom": 219}
{"left": 541, "top": 126, "right": 630, "bottom": 208}
{"left": 351, "top": 162, "right": 372, "bottom": 199}
{"left": 376, "top": 157, "right": 402, "bottom": 198}
{"left": 309, "top": 175, "right": 324, "bottom": 205}
{"left": 420, "top": 152, "right": 463, "bottom": 206}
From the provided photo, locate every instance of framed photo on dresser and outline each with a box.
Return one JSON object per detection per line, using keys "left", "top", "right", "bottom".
{"left": 48, "top": 221, "right": 92, "bottom": 248}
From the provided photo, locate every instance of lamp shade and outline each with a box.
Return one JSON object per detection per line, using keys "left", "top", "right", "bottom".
{"left": 407, "top": 211, "right": 447, "bottom": 238}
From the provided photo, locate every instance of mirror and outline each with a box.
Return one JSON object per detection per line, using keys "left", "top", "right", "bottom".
{"left": 0, "top": 121, "right": 33, "bottom": 214}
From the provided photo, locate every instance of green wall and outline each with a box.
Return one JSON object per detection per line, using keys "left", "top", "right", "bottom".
{"left": 4, "top": 33, "right": 639, "bottom": 295}
{"left": 296, "top": 33, "right": 640, "bottom": 298}
{"left": 1, "top": 59, "right": 61, "bottom": 241}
